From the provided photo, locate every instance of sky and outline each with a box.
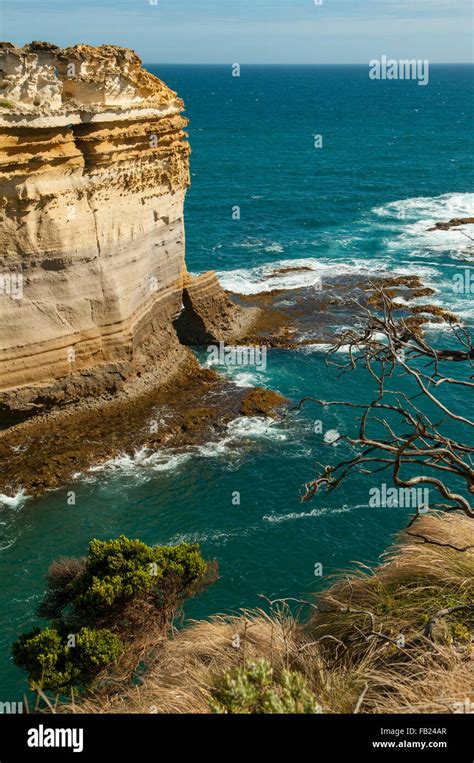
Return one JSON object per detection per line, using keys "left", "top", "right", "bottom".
{"left": 0, "top": 0, "right": 473, "bottom": 64}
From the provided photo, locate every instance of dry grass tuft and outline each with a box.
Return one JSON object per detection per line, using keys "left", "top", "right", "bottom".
{"left": 51, "top": 511, "right": 473, "bottom": 714}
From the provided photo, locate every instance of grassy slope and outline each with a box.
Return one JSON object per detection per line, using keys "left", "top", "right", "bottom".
{"left": 54, "top": 511, "right": 473, "bottom": 714}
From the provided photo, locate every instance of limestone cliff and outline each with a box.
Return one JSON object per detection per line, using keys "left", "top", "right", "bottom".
{"left": 0, "top": 42, "right": 195, "bottom": 414}
{"left": 174, "top": 272, "right": 259, "bottom": 345}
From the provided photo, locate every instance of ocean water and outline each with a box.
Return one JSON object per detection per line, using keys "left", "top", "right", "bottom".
{"left": 1, "top": 65, "right": 473, "bottom": 700}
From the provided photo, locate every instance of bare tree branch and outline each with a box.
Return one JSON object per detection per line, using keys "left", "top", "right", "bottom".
{"left": 299, "top": 290, "right": 473, "bottom": 518}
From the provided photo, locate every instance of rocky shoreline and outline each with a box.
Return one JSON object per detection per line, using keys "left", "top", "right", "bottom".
{"left": 0, "top": 265, "right": 456, "bottom": 499}
{"left": 0, "top": 42, "right": 466, "bottom": 503}
{"left": 233, "top": 271, "right": 454, "bottom": 349}
{"left": 0, "top": 359, "right": 285, "bottom": 497}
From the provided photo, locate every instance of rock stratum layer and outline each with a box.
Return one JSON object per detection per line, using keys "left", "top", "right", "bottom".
{"left": 0, "top": 42, "right": 248, "bottom": 417}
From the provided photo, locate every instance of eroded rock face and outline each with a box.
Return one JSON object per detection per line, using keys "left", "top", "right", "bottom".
{"left": 0, "top": 42, "right": 191, "bottom": 413}
{"left": 0, "top": 42, "right": 181, "bottom": 123}
{"left": 174, "top": 272, "right": 260, "bottom": 345}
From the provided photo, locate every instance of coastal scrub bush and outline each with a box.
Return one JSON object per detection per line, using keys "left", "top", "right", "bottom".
{"left": 36, "top": 536, "right": 209, "bottom": 626}
{"left": 13, "top": 536, "right": 214, "bottom": 694}
{"left": 74, "top": 536, "right": 208, "bottom": 616}
{"left": 37, "top": 556, "right": 86, "bottom": 620}
{"left": 12, "top": 625, "right": 124, "bottom": 693}
{"left": 210, "top": 659, "right": 322, "bottom": 714}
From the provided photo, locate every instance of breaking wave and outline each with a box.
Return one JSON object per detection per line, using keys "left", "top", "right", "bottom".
{"left": 216, "top": 257, "right": 438, "bottom": 295}
{"left": 372, "top": 192, "right": 474, "bottom": 255}
{"left": 0, "top": 490, "right": 29, "bottom": 510}
{"left": 263, "top": 503, "right": 362, "bottom": 524}
{"left": 86, "top": 416, "right": 287, "bottom": 480}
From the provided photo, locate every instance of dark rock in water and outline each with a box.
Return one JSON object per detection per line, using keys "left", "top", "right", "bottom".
{"left": 0, "top": 365, "right": 261, "bottom": 497}
{"left": 232, "top": 273, "right": 442, "bottom": 349}
{"left": 271, "top": 266, "right": 315, "bottom": 275}
{"left": 239, "top": 387, "right": 287, "bottom": 418}
{"left": 427, "top": 217, "right": 474, "bottom": 231}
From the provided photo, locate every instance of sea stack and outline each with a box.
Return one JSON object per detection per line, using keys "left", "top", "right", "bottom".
{"left": 0, "top": 42, "right": 194, "bottom": 414}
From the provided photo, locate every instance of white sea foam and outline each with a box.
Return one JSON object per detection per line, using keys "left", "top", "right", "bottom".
{"left": 373, "top": 192, "right": 474, "bottom": 254}
{"left": 373, "top": 192, "right": 474, "bottom": 222}
{"left": 423, "top": 321, "right": 464, "bottom": 334}
{"left": 167, "top": 524, "right": 257, "bottom": 546}
{"left": 0, "top": 489, "right": 29, "bottom": 509}
{"left": 297, "top": 343, "right": 351, "bottom": 355}
{"left": 263, "top": 504, "right": 359, "bottom": 524}
{"left": 87, "top": 415, "right": 286, "bottom": 479}
{"left": 227, "top": 371, "right": 262, "bottom": 387}
{"left": 90, "top": 449, "right": 193, "bottom": 476}
{"left": 216, "top": 257, "right": 438, "bottom": 295}
{"left": 323, "top": 429, "right": 340, "bottom": 445}
{"left": 216, "top": 259, "right": 323, "bottom": 293}
{"left": 193, "top": 439, "right": 235, "bottom": 458}
{"left": 202, "top": 356, "right": 268, "bottom": 388}
{"left": 451, "top": 304, "right": 474, "bottom": 320}
{"left": 0, "top": 539, "right": 16, "bottom": 551}
{"left": 226, "top": 416, "right": 287, "bottom": 441}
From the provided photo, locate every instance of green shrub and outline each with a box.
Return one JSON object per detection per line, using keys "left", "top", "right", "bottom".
{"left": 12, "top": 626, "right": 124, "bottom": 693}
{"left": 210, "top": 659, "right": 322, "bottom": 714}
{"left": 449, "top": 622, "right": 472, "bottom": 644}
{"left": 74, "top": 536, "right": 207, "bottom": 614}
{"left": 14, "top": 536, "right": 212, "bottom": 694}
{"left": 36, "top": 536, "right": 209, "bottom": 625}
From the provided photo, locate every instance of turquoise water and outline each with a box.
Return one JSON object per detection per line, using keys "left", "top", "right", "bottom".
{"left": 1, "top": 65, "right": 473, "bottom": 700}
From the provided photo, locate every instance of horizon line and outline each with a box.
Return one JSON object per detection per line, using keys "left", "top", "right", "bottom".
{"left": 144, "top": 61, "right": 474, "bottom": 66}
